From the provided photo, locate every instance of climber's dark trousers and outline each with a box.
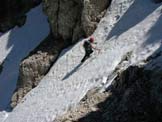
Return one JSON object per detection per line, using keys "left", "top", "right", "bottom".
{"left": 81, "top": 49, "right": 93, "bottom": 63}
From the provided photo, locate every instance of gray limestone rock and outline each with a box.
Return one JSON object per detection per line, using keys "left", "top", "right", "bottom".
{"left": 43, "top": 0, "right": 111, "bottom": 43}
{"left": 10, "top": 35, "right": 61, "bottom": 108}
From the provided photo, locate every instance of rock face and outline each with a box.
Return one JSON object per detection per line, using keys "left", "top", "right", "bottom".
{"left": 154, "top": 0, "right": 162, "bottom": 3}
{"left": 11, "top": 35, "right": 65, "bottom": 108}
{"left": 43, "top": 0, "right": 111, "bottom": 42}
{"left": 54, "top": 65, "right": 162, "bottom": 122}
{"left": 0, "top": 63, "right": 3, "bottom": 75}
{"left": 0, "top": 0, "right": 41, "bottom": 32}
{"left": 99, "top": 66, "right": 162, "bottom": 122}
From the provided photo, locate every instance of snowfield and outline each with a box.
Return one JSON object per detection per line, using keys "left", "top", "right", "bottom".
{"left": 0, "top": 4, "right": 49, "bottom": 111}
{"left": 2, "top": 0, "right": 162, "bottom": 122}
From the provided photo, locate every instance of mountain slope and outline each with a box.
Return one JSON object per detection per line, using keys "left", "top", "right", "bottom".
{"left": 4, "top": 0, "right": 162, "bottom": 122}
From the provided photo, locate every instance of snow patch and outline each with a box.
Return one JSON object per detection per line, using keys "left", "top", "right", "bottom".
{"left": 0, "top": 111, "right": 8, "bottom": 122}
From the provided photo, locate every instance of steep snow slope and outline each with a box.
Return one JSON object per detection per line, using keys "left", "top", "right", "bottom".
{"left": 0, "top": 111, "right": 8, "bottom": 122}
{"left": 4, "top": 0, "right": 162, "bottom": 122}
{"left": 0, "top": 5, "right": 49, "bottom": 110}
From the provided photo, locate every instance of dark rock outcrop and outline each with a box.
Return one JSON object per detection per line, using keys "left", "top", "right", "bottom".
{"left": 54, "top": 65, "right": 162, "bottom": 122}
{"left": 0, "top": 62, "right": 3, "bottom": 74}
{"left": 0, "top": 0, "right": 42, "bottom": 32}
{"left": 95, "top": 65, "right": 162, "bottom": 122}
{"left": 153, "top": 0, "right": 162, "bottom": 3}
{"left": 43, "top": 0, "right": 111, "bottom": 43}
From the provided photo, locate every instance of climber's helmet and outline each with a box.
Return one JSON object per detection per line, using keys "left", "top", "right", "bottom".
{"left": 89, "top": 37, "right": 94, "bottom": 43}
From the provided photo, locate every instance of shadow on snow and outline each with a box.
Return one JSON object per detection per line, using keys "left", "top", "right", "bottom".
{"left": 62, "top": 63, "right": 83, "bottom": 80}
{"left": 106, "top": 0, "right": 160, "bottom": 40}
{"left": 0, "top": 5, "right": 49, "bottom": 111}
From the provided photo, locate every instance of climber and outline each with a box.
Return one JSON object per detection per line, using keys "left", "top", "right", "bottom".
{"left": 81, "top": 36, "right": 100, "bottom": 63}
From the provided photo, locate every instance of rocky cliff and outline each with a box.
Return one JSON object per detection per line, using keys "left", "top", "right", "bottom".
{"left": 43, "top": 0, "right": 111, "bottom": 43}
{"left": 54, "top": 63, "right": 162, "bottom": 122}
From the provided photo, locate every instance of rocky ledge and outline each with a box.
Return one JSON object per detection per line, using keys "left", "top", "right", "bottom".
{"left": 54, "top": 63, "right": 162, "bottom": 122}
